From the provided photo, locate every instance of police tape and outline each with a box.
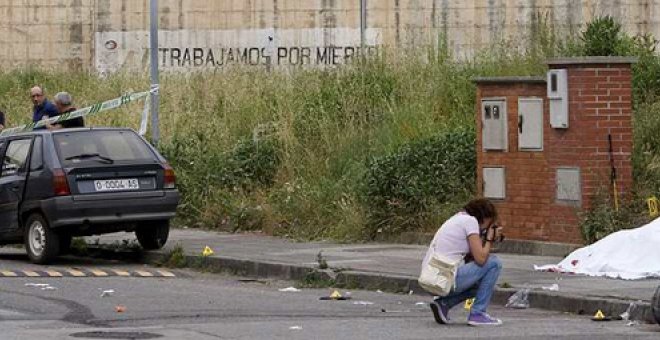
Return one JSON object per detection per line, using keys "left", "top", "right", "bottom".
{"left": 0, "top": 87, "right": 157, "bottom": 137}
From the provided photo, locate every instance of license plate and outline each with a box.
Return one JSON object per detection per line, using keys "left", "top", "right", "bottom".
{"left": 94, "top": 179, "right": 139, "bottom": 192}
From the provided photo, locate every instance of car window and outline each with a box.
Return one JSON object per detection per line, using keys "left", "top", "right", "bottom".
{"left": 54, "top": 130, "right": 157, "bottom": 166}
{"left": 2, "top": 139, "right": 31, "bottom": 177}
{"left": 30, "top": 136, "right": 43, "bottom": 170}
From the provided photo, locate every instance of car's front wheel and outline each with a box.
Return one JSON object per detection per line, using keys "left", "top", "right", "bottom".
{"left": 24, "top": 213, "right": 60, "bottom": 264}
{"left": 135, "top": 220, "right": 170, "bottom": 250}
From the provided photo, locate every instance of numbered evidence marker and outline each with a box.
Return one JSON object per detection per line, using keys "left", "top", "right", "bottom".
{"left": 647, "top": 196, "right": 659, "bottom": 217}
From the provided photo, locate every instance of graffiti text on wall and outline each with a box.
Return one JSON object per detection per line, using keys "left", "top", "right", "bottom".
{"left": 158, "top": 46, "right": 379, "bottom": 67}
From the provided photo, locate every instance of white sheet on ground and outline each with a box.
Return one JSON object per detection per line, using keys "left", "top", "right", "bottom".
{"left": 534, "top": 217, "right": 660, "bottom": 280}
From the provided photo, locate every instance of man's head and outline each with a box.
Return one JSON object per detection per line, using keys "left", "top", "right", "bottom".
{"left": 53, "top": 92, "right": 73, "bottom": 112}
{"left": 30, "top": 86, "right": 45, "bottom": 106}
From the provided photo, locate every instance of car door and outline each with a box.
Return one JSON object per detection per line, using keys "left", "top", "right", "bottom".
{"left": 0, "top": 138, "right": 33, "bottom": 233}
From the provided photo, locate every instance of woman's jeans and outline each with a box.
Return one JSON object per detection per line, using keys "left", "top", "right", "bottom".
{"left": 435, "top": 255, "right": 502, "bottom": 314}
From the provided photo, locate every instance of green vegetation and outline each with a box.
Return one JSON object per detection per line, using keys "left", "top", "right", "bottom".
{"left": 1, "top": 16, "right": 660, "bottom": 243}
{"left": 159, "top": 245, "right": 188, "bottom": 268}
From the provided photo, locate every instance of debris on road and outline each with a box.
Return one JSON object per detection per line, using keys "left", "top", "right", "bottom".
{"left": 415, "top": 302, "right": 426, "bottom": 306}
{"left": 353, "top": 301, "right": 374, "bottom": 305}
{"left": 506, "top": 288, "right": 530, "bottom": 309}
{"left": 278, "top": 287, "right": 301, "bottom": 292}
{"left": 115, "top": 305, "right": 126, "bottom": 313}
{"left": 619, "top": 301, "right": 641, "bottom": 321}
{"left": 25, "top": 283, "right": 57, "bottom": 290}
{"left": 101, "top": 289, "right": 115, "bottom": 297}
{"left": 381, "top": 308, "right": 411, "bottom": 313}
{"left": 289, "top": 326, "right": 303, "bottom": 330}
{"left": 541, "top": 283, "right": 559, "bottom": 291}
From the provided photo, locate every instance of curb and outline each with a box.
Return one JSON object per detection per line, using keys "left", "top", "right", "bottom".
{"left": 143, "top": 252, "right": 654, "bottom": 324}
{"left": 395, "top": 232, "right": 581, "bottom": 257}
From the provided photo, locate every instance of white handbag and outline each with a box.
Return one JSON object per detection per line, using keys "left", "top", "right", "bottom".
{"left": 418, "top": 252, "right": 463, "bottom": 297}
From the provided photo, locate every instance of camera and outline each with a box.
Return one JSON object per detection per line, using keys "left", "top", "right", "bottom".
{"left": 480, "top": 224, "right": 505, "bottom": 243}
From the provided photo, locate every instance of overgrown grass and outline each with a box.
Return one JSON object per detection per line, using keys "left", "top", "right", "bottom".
{"left": 1, "top": 16, "right": 659, "bottom": 243}
{"left": 3, "top": 52, "right": 532, "bottom": 241}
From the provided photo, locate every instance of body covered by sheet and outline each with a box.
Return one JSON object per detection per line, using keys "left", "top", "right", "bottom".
{"left": 534, "top": 217, "right": 660, "bottom": 279}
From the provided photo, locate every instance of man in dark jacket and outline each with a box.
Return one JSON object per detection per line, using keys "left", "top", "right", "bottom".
{"left": 47, "top": 92, "right": 84, "bottom": 130}
{"left": 31, "top": 86, "right": 58, "bottom": 127}
{"left": 0, "top": 110, "right": 5, "bottom": 130}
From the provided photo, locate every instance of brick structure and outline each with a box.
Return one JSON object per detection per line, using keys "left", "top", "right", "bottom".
{"left": 475, "top": 57, "right": 635, "bottom": 244}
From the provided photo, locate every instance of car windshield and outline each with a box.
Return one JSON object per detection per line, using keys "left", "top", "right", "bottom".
{"left": 54, "top": 130, "right": 157, "bottom": 166}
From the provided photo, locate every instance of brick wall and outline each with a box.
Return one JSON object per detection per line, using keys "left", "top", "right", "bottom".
{"left": 476, "top": 59, "right": 634, "bottom": 244}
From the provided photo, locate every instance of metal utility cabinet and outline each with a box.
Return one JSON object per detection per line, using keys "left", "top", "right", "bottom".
{"left": 474, "top": 57, "right": 635, "bottom": 244}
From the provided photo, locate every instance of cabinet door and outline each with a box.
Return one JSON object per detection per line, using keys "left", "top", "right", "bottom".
{"left": 518, "top": 98, "right": 543, "bottom": 151}
{"left": 483, "top": 167, "right": 505, "bottom": 199}
{"left": 482, "top": 100, "right": 507, "bottom": 151}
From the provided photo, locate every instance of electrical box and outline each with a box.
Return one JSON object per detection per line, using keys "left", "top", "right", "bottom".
{"left": 483, "top": 167, "right": 506, "bottom": 199}
{"left": 482, "top": 99, "right": 507, "bottom": 151}
{"left": 556, "top": 168, "right": 581, "bottom": 202}
{"left": 547, "top": 69, "right": 569, "bottom": 128}
{"left": 518, "top": 98, "right": 544, "bottom": 151}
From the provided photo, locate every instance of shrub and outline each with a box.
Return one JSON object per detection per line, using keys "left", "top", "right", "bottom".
{"left": 579, "top": 190, "right": 648, "bottom": 244}
{"left": 219, "top": 138, "right": 280, "bottom": 190}
{"left": 159, "top": 136, "right": 279, "bottom": 228}
{"left": 581, "top": 16, "right": 624, "bottom": 56}
{"left": 363, "top": 128, "right": 476, "bottom": 237}
{"left": 632, "top": 101, "right": 660, "bottom": 191}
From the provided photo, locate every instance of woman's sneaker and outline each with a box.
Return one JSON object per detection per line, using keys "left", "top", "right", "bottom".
{"left": 467, "top": 311, "right": 502, "bottom": 326}
{"left": 430, "top": 301, "right": 450, "bottom": 324}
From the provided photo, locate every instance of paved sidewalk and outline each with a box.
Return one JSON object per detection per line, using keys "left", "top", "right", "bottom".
{"left": 107, "top": 228, "right": 659, "bottom": 323}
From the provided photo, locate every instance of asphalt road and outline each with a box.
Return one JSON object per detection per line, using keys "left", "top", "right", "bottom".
{"left": 0, "top": 248, "right": 658, "bottom": 340}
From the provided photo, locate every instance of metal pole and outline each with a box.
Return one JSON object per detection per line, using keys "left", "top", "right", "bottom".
{"left": 149, "top": 0, "right": 160, "bottom": 145}
{"left": 360, "top": 0, "right": 367, "bottom": 48}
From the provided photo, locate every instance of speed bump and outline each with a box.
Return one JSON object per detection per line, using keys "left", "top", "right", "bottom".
{"left": 0, "top": 268, "right": 176, "bottom": 278}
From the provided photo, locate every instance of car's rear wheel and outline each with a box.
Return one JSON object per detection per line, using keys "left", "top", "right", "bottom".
{"left": 135, "top": 220, "right": 169, "bottom": 250}
{"left": 653, "top": 285, "right": 660, "bottom": 325}
{"left": 24, "top": 213, "right": 60, "bottom": 264}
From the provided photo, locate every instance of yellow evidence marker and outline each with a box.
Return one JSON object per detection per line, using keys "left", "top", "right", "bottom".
{"left": 591, "top": 309, "right": 611, "bottom": 321}
{"left": 464, "top": 298, "right": 475, "bottom": 310}
{"left": 202, "top": 246, "right": 215, "bottom": 257}
{"left": 330, "top": 290, "right": 343, "bottom": 299}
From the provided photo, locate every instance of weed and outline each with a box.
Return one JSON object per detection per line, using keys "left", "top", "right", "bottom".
{"left": 317, "top": 251, "right": 328, "bottom": 270}
{"left": 70, "top": 237, "right": 89, "bottom": 255}
{"left": 297, "top": 271, "right": 336, "bottom": 288}
{"left": 160, "top": 245, "right": 188, "bottom": 268}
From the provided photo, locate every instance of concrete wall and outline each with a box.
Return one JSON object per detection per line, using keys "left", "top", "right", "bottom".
{"left": 0, "top": 0, "right": 657, "bottom": 72}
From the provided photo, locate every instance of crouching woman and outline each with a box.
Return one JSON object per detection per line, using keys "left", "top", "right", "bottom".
{"left": 420, "top": 198, "right": 503, "bottom": 326}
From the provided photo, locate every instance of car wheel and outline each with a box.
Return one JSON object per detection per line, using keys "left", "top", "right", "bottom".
{"left": 135, "top": 220, "right": 170, "bottom": 250}
{"left": 653, "top": 285, "right": 660, "bottom": 325}
{"left": 24, "top": 213, "right": 60, "bottom": 264}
